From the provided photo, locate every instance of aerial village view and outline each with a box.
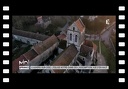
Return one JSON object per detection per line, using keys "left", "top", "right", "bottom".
{"left": 12, "top": 16, "right": 116, "bottom": 73}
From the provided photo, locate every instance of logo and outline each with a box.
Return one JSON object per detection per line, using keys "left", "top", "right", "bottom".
{"left": 106, "top": 19, "right": 110, "bottom": 25}
{"left": 19, "top": 59, "right": 29, "bottom": 65}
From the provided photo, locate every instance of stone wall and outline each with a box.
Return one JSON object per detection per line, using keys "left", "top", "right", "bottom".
{"left": 13, "top": 34, "right": 41, "bottom": 45}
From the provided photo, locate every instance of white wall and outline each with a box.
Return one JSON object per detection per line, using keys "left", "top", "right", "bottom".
{"left": 13, "top": 34, "right": 41, "bottom": 45}
{"left": 58, "top": 48, "right": 63, "bottom": 54}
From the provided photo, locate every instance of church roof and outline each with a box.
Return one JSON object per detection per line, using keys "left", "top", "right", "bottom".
{"left": 51, "top": 44, "right": 78, "bottom": 73}
{"left": 32, "top": 35, "right": 59, "bottom": 54}
{"left": 75, "top": 18, "right": 85, "bottom": 32}
{"left": 12, "top": 28, "right": 49, "bottom": 41}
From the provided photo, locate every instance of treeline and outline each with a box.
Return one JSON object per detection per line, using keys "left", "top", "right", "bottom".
{"left": 12, "top": 16, "right": 37, "bottom": 30}
{"left": 12, "top": 16, "right": 67, "bottom": 35}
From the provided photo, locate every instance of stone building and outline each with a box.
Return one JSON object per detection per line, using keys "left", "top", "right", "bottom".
{"left": 66, "top": 18, "right": 85, "bottom": 51}
{"left": 36, "top": 16, "right": 51, "bottom": 29}
{"left": 12, "top": 35, "right": 59, "bottom": 73}
{"left": 12, "top": 28, "right": 49, "bottom": 45}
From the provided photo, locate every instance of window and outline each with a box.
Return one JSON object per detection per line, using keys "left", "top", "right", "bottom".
{"left": 73, "top": 27, "right": 75, "bottom": 31}
{"left": 75, "top": 35, "right": 77, "bottom": 42}
{"left": 70, "top": 34, "right": 72, "bottom": 41}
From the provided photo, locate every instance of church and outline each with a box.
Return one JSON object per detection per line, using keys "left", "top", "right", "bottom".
{"left": 12, "top": 18, "right": 98, "bottom": 73}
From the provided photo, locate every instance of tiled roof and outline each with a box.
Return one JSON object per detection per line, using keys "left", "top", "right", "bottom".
{"left": 51, "top": 44, "right": 78, "bottom": 73}
{"left": 57, "top": 34, "right": 66, "bottom": 40}
{"left": 83, "top": 40, "right": 93, "bottom": 47}
{"left": 12, "top": 49, "right": 38, "bottom": 73}
{"left": 80, "top": 45, "right": 92, "bottom": 56}
{"left": 75, "top": 18, "right": 85, "bottom": 32}
{"left": 23, "top": 49, "right": 38, "bottom": 61}
{"left": 83, "top": 40, "right": 97, "bottom": 51}
{"left": 12, "top": 29, "right": 49, "bottom": 41}
{"left": 32, "top": 35, "right": 59, "bottom": 54}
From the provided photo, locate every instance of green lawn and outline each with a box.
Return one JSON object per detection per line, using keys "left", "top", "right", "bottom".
{"left": 93, "top": 41, "right": 116, "bottom": 73}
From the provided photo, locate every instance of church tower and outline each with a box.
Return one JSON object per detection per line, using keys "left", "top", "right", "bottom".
{"left": 66, "top": 18, "right": 85, "bottom": 51}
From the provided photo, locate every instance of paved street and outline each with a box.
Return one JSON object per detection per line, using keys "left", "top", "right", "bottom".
{"left": 93, "top": 53, "right": 108, "bottom": 73}
{"left": 100, "top": 23, "right": 116, "bottom": 56}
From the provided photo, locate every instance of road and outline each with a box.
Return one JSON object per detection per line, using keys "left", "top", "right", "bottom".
{"left": 86, "top": 22, "right": 116, "bottom": 56}
{"left": 93, "top": 53, "right": 108, "bottom": 73}
{"left": 100, "top": 23, "right": 116, "bottom": 56}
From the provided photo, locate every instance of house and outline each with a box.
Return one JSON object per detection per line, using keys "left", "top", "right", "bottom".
{"left": 36, "top": 16, "right": 51, "bottom": 29}
{"left": 12, "top": 28, "right": 49, "bottom": 45}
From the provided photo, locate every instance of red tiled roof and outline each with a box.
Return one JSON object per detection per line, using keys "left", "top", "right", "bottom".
{"left": 12, "top": 49, "right": 38, "bottom": 73}
{"left": 51, "top": 44, "right": 78, "bottom": 73}
{"left": 83, "top": 40, "right": 93, "bottom": 47}
{"left": 23, "top": 49, "right": 38, "bottom": 61}
{"left": 57, "top": 34, "right": 66, "bottom": 40}
{"left": 82, "top": 40, "right": 97, "bottom": 53}
{"left": 75, "top": 18, "right": 85, "bottom": 32}
{"left": 80, "top": 45, "right": 92, "bottom": 55}
{"left": 32, "top": 35, "right": 59, "bottom": 54}
{"left": 12, "top": 55, "right": 27, "bottom": 73}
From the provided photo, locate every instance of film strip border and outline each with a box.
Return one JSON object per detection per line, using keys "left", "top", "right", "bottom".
{"left": 1, "top": 5, "right": 126, "bottom": 84}
{"left": 2, "top": 6, "right": 10, "bottom": 83}
{"left": 118, "top": 6, "right": 126, "bottom": 83}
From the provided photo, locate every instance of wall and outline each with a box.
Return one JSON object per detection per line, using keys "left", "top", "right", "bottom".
{"left": 58, "top": 48, "right": 63, "bottom": 54}
{"left": 13, "top": 34, "right": 41, "bottom": 45}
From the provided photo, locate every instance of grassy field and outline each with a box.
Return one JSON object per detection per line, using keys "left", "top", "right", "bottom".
{"left": 93, "top": 41, "right": 116, "bottom": 73}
